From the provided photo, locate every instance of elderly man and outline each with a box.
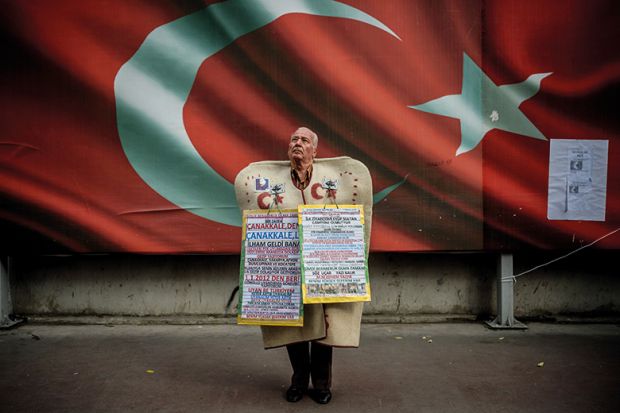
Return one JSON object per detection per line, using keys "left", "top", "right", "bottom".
{"left": 234, "top": 127, "right": 373, "bottom": 404}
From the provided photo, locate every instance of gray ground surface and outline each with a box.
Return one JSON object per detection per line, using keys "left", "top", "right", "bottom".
{"left": 1, "top": 323, "right": 619, "bottom": 413}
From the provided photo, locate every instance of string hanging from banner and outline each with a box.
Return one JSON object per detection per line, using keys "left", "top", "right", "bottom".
{"left": 502, "top": 227, "right": 620, "bottom": 283}
{"left": 323, "top": 190, "right": 339, "bottom": 209}
{"left": 322, "top": 179, "right": 339, "bottom": 209}
{"left": 267, "top": 184, "right": 283, "bottom": 215}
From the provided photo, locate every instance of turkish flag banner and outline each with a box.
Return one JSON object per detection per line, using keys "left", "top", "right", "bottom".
{"left": 1, "top": 0, "right": 618, "bottom": 253}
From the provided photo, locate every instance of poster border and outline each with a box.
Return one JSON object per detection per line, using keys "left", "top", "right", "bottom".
{"left": 299, "top": 204, "right": 371, "bottom": 304}
{"left": 237, "top": 208, "right": 304, "bottom": 327}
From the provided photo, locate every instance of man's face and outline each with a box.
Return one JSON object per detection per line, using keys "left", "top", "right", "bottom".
{"left": 288, "top": 133, "right": 316, "bottom": 164}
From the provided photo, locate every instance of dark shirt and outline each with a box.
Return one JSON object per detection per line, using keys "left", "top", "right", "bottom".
{"left": 290, "top": 164, "right": 313, "bottom": 191}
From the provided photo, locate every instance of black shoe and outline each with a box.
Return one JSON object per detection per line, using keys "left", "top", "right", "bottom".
{"left": 310, "top": 389, "right": 332, "bottom": 404}
{"left": 285, "top": 386, "right": 305, "bottom": 402}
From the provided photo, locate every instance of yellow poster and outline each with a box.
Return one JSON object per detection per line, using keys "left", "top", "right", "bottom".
{"left": 299, "top": 205, "right": 371, "bottom": 304}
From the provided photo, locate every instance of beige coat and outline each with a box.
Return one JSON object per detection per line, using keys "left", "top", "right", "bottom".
{"left": 234, "top": 157, "right": 373, "bottom": 348}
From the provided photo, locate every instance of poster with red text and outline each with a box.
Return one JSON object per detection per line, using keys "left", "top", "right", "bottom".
{"left": 299, "top": 205, "right": 370, "bottom": 303}
{"left": 238, "top": 210, "right": 302, "bottom": 326}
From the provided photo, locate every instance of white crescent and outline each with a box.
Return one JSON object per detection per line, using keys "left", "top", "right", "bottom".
{"left": 115, "top": 0, "right": 400, "bottom": 226}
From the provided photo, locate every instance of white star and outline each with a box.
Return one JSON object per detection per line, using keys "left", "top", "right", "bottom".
{"left": 409, "top": 53, "right": 552, "bottom": 156}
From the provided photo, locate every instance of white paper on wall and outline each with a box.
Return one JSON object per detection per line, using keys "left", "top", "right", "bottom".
{"left": 547, "top": 139, "right": 609, "bottom": 221}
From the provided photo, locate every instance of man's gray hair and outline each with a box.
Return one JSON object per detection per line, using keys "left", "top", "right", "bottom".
{"left": 291, "top": 127, "right": 318, "bottom": 147}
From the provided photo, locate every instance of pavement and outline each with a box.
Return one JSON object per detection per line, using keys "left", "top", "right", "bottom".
{"left": 1, "top": 322, "right": 619, "bottom": 413}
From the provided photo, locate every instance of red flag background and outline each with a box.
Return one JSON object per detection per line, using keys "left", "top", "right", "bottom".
{"left": 1, "top": 0, "right": 618, "bottom": 253}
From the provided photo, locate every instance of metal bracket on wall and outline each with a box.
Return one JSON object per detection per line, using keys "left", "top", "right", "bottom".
{"left": 486, "top": 254, "right": 527, "bottom": 330}
{"left": 1, "top": 257, "right": 25, "bottom": 329}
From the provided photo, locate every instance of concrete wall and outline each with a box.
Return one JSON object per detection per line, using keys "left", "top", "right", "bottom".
{"left": 1, "top": 257, "right": 13, "bottom": 325}
{"left": 512, "top": 250, "right": 619, "bottom": 317}
{"left": 9, "top": 250, "right": 619, "bottom": 321}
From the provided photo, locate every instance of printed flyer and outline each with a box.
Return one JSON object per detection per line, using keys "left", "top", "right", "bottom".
{"left": 238, "top": 210, "right": 303, "bottom": 326}
{"left": 299, "top": 205, "right": 371, "bottom": 303}
{"left": 547, "top": 139, "right": 609, "bottom": 221}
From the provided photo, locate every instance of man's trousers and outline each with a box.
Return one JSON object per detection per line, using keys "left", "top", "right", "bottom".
{"left": 286, "top": 341, "right": 332, "bottom": 390}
